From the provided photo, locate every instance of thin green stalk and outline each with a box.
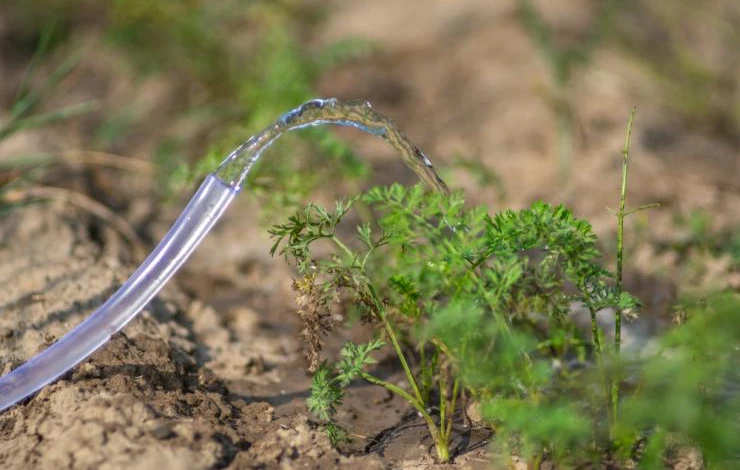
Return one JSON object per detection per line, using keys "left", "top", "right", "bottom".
{"left": 360, "top": 372, "right": 426, "bottom": 414}
{"left": 420, "top": 344, "right": 428, "bottom": 400}
{"left": 365, "top": 283, "right": 425, "bottom": 405}
{"left": 419, "top": 344, "right": 438, "bottom": 404}
{"left": 360, "top": 242, "right": 377, "bottom": 269}
{"left": 581, "top": 288, "right": 615, "bottom": 436}
{"left": 11, "top": 50, "right": 82, "bottom": 120}
{"left": 439, "top": 365, "right": 449, "bottom": 444}
{"left": 443, "top": 377, "right": 460, "bottom": 443}
{"left": 330, "top": 234, "right": 426, "bottom": 406}
{"left": 364, "top": 280, "right": 452, "bottom": 461}
{"left": 592, "top": 310, "right": 614, "bottom": 432}
{"left": 0, "top": 101, "right": 98, "bottom": 141}
{"left": 360, "top": 371, "right": 450, "bottom": 462}
{"left": 320, "top": 234, "right": 451, "bottom": 460}
{"left": 611, "top": 106, "right": 637, "bottom": 427}
{"left": 615, "top": 106, "right": 636, "bottom": 355}
{"left": 330, "top": 235, "right": 355, "bottom": 261}
{"left": 14, "top": 23, "right": 56, "bottom": 105}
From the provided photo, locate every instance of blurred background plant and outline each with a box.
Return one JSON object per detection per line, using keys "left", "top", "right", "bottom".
{"left": 517, "top": 0, "right": 617, "bottom": 184}
{"left": 516, "top": 0, "right": 739, "bottom": 188}
{"left": 0, "top": 0, "right": 373, "bottom": 218}
{"left": 615, "top": 293, "right": 740, "bottom": 469}
{"left": 271, "top": 176, "right": 739, "bottom": 468}
{"left": 613, "top": 0, "right": 740, "bottom": 138}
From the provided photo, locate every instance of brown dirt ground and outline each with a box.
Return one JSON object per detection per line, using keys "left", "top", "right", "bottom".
{"left": 0, "top": 1, "right": 738, "bottom": 469}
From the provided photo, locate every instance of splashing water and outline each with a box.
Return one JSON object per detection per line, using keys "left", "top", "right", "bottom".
{"left": 0, "top": 98, "right": 449, "bottom": 412}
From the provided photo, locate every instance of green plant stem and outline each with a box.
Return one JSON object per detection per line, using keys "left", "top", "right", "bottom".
{"left": 419, "top": 344, "right": 438, "bottom": 403}
{"left": 0, "top": 101, "right": 98, "bottom": 141}
{"left": 439, "top": 366, "right": 449, "bottom": 443}
{"left": 360, "top": 242, "right": 376, "bottom": 269}
{"left": 330, "top": 233, "right": 429, "bottom": 429}
{"left": 330, "top": 234, "right": 425, "bottom": 404}
{"left": 581, "top": 290, "right": 615, "bottom": 437}
{"left": 359, "top": 372, "right": 426, "bottom": 414}
{"left": 360, "top": 372, "right": 450, "bottom": 462}
{"left": 330, "top": 235, "right": 355, "bottom": 261}
{"left": 443, "top": 377, "right": 460, "bottom": 443}
{"left": 363, "top": 280, "right": 453, "bottom": 461}
{"left": 367, "top": 283, "right": 425, "bottom": 404}
{"left": 615, "top": 107, "right": 636, "bottom": 355}
{"left": 11, "top": 51, "right": 82, "bottom": 120}
{"left": 611, "top": 106, "right": 637, "bottom": 428}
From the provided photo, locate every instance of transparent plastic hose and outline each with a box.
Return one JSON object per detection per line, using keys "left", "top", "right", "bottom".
{"left": 0, "top": 98, "right": 448, "bottom": 412}
{"left": 0, "top": 175, "right": 236, "bottom": 410}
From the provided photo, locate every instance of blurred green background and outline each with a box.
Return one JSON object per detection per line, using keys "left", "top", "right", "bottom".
{"left": 0, "top": 0, "right": 738, "bottom": 286}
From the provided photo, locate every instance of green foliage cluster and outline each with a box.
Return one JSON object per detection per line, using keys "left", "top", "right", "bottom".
{"left": 271, "top": 150, "right": 738, "bottom": 467}
{"left": 616, "top": 294, "right": 740, "bottom": 468}
{"left": 270, "top": 183, "right": 620, "bottom": 462}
